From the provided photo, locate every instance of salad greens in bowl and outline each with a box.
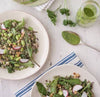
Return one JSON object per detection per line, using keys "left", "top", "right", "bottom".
{"left": 14, "top": 0, "right": 49, "bottom": 6}
{"left": 31, "top": 65, "right": 100, "bottom": 97}
{"left": 0, "top": 11, "right": 49, "bottom": 80}
{"left": 0, "top": 19, "right": 39, "bottom": 73}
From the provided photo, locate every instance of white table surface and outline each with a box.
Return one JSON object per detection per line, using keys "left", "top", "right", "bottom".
{"left": 0, "top": 0, "right": 100, "bottom": 97}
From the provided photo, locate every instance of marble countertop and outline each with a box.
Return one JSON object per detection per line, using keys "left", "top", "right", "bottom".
{"left": 0, "top": 0, "right": 100, "bottom": 97}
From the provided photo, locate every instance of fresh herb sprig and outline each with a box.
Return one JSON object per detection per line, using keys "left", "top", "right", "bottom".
{"left": 47, "top": 0, "right": 76, "bottom": 27}
{"left": 60, "top": 8, "right": 70, "bottom": 16}
{"left": 60, "top": 0, "right": 76, "bottom": 27}
{"left": 47, "top": 10, "right": 57, "bottom": 25}
{"left": 47, "top": 5, "right": 61, "bottom": 25}
{"left": 63, "top": 20, "right": 76, "bottom": 27}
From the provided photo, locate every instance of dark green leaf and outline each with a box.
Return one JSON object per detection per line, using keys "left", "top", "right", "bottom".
{"left": 66, "top": 79, "right": 82, "bottom": 85}
{"left": 28, "top": 26, "right": 33, "bottom": 31}
{"left": 63, "top": 19, "right": 76, "bottom": 27}
{"left": 63, "top": 19, "right": 69, "bottom": 26}
{"left": 81, "top": 82, "right": 93, "bottom": 96}
{"left": 58, "top": 77, "right": 82, "bottom": 85}
{"left": 3, "top": 20, "right": 12, "bottom": 28}
{"left": 47, "top": 10, "right": 57, "bottom": 25}
{"left": 16, "top": 19, "right": 25, "bottom": 30}
{"left": 27, "top": 47, "right": 33, "bottom": 58}
{"left": 50, "top": 77, "right": 58, "bottom": 93}
{"left": 36, "top": 82, "right": 47, "bottom": 96}
{"left": 25, "top": 30, "right": 33, "bottom": 58}
{"left": 60, "top": 8, "right": 70, "bottom": 16}
{"left": 21, "top": 61, "right": 34, "bottom": 67}
{"left": 7, "top": 66, "right": 14, "bottom": 73}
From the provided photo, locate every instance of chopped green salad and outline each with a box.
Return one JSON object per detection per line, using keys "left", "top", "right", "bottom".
{"left": 36, "top": 73, "right": 94, "bottom": 97}
{"left": 0, "top": 19, "right": 39, "bottom": 73}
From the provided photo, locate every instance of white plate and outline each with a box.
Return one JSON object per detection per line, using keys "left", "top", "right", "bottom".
{"left": 14, "top": 0, "right": 49, "bottom": 6}
{"left": 0, "top": 11, "right": 49, "bottom": 80}
{"left": 31, "top": 64, "right": 100, "bottom": 97}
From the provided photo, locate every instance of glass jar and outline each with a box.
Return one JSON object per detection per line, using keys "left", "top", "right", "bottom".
{"left": 76, "top": 0, "right": 100, "bottom": 27}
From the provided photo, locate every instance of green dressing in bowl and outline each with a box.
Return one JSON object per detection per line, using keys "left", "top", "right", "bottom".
{"left": 76, "top": 1, "right": 100, "bottom": 27}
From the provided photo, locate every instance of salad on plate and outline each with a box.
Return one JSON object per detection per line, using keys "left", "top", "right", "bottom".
{"left": 36, "top": 73, "right": 94, "bottom": 97}
{"left": 0, "top": 19, "right": 39, "bottom": 73}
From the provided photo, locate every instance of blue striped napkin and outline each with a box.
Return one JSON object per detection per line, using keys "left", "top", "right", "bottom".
{"left": 15, "top": 52, "right": 84, "bottom": 97}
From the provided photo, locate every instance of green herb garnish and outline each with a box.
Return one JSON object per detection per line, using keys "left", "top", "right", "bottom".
{"left": 60, "top": 0, "right": 76, "bottom": 27}
{"left": 47, "top": 10, "right": 57, "bottom": 25}
{"left": 47, "top": 0, "right": 76, "bottom": 27}
{"left": 60, "top": 8, "right": 70, "bottom": 16}
{"left": 21, "top": 61, "right": 34, "bottom": 68}
{"left": 36, "top": 82, "right": 48, "bottom": 96}
{"left": 50, "top": 77, "right": 59, "bottom": 93}
{"left": 58, "top": 77, "right": 82, "bottom": 86}
{"left": 47, "top": 5, "right": 61, "bottom": 25}
{"left": 16, "top": 19, "right": 25, "bottom": 30}
{"left": 63, "top": 19, "right": 76, "bottom": 27}
{"left": 7, "top": 66, "right": 14, "bottom": 73}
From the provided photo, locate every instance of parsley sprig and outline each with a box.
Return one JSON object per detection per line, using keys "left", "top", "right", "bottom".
{"left": 47, "top": 5, "right": 61, "bottom": 25}
{"left": 47, "top": 10, "right": 57, "bottom": 25}
{"left": 63, "top": 20, "right": 76, "bottom": 27}
{"left": 47, "top": 0, "right": 76, "bottom": 27}
{"left": 60, "top": 0, "right": 76, "bottom": 27}
{"left": 60, "top": 8, "right": 70, "bottom": 16}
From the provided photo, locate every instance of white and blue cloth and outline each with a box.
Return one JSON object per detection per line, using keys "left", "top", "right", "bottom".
{"left": 15, "top": 52, "right": 84, "bottom": 97}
